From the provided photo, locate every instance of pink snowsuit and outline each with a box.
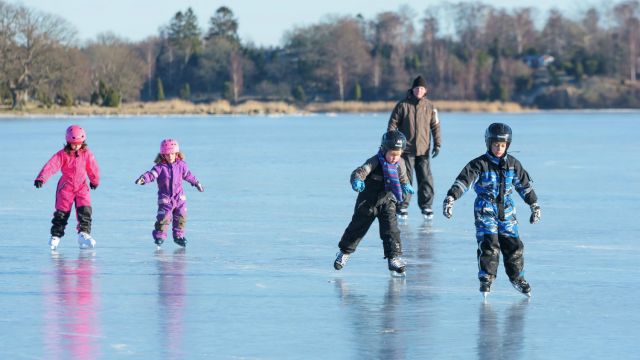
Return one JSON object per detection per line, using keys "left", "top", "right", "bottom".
{"left": 139, "top": 159, "right": 199, "bottom": 240}
{"left": 36, "top": 148, "right": 100, "bottom": 236}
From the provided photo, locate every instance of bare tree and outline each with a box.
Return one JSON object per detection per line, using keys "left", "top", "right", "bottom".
{"left": 614, "top": 1, "right": 640, "bottom": 81}
{"left": 84, "top": 33, "right": 146, "bottom": 101}
{"left": 0, "top": 2, "right": 76, "bottom": 108}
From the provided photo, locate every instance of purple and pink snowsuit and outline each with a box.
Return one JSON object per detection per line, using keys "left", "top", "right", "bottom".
{"left": 36, "top": 148, "right": 100, "bottom": 237}
{"left": 139, "top": 160, "right": 199, "bottom": 241}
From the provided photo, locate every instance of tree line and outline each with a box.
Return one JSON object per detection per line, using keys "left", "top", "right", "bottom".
{"left": 1, "top": 0, "right": 639, "bottom": 109}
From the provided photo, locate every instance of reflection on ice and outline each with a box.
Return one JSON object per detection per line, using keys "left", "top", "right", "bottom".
{"left": 477, "top": 300, "right": 529, "bottom": 360}
{"left": 155, "top": 248, "right": 187, "bottom": 360}
{"left": 334, "top": 278, "right": 407, "bottom": 360}
{"left": 43, "top": 251, "right": 100, "bottom": 360}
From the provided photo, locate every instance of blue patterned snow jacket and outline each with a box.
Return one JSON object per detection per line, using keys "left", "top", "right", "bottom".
{"left": 446, "top": 151, "right": 537, "bottom": 240}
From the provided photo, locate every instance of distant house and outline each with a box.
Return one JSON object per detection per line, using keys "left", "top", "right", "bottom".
{"left": 522, "top": 55, "right": 555, "bottom": 68}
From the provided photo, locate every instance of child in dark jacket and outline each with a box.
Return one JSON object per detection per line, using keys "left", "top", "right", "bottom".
{"left": 442, "top": 123, "right": 541, "bottom": 298}
{"left": 334, "top": 130, "right": 415, "bottom": 275}
{"left": 135, "top": 139, "right": 204, "bottom": 248}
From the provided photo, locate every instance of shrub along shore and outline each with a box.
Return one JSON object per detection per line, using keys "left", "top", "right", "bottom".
{"left": 0, "top": 100, "right": 527, "bottom": 117}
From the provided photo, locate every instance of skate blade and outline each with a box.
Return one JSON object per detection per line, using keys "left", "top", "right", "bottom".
{"left": 390, "top": 270, "right": 406, "bottom": 278}
{"left": 482, "top": 291, "right": 489, "bottom": 300}
{"left": 423, "top": 214, "right": 434, "bottom": 221}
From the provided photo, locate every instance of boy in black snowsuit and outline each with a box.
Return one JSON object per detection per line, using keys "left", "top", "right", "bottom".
{"left": 334, "top": 130, "right": 415, "bottom": 274}
{"left": 442, "top": 123, "right": 541, "bottom": 298}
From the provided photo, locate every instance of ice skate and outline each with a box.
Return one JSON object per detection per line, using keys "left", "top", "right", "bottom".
{"left": 154, "top": 238, "right": 164, "bottom": 250}
{"left": 388, "top": 256, "right": 406, "bottom": 276}
{"left": 77, "top": 232, "right": 96, "bottom": 249}
{"left": 396, "top": 208, "right": 408, "bottom": 221}
{"left": 421, "top": 208, "right": 434, "bottom": 220}
{"left": 173, "top": 237, "right": 187, "bottom": 247}
{"left": 334, "top": 251, "right": 350, "bottom": 270}
{"left": 510, "top": 277, "right": 532, "bottom": 297}
{"left": 48, "top": 236, "right": 61, "bottom": 251}
{"left": 479, "top": 276, "right": 493, "bottom": 299}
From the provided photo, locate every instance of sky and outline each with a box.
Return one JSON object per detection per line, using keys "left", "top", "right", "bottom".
{"left": 13, "top": 0, "right": 585, "bottom": 47}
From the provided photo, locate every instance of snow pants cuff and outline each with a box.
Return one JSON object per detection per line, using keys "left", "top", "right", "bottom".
{"left": 77, "top": 206, "right": 92, "bottom": 234}
{"left": 51, "top": 210, "right": 71, "bottom": 237}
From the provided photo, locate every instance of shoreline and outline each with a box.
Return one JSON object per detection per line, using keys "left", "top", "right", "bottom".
{"left": 0, "top": 99, "right": 531, "bottom": 117}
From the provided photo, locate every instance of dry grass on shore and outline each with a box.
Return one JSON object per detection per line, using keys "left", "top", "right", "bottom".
{"left": 1, "top": 99, "right": 527, "bottom": 117}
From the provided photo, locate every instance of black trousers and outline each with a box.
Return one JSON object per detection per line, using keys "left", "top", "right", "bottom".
{"left": 477, "top": 234, "right": 524, "bottom": 281}
{"left": 399, "top": 154, "right": 434, "bottom": 211}
{"left": 339, "top": 192, "right": 402, "bottom": 259}
{"left": 51, "top": 206, "right": 92, "bottom": 237}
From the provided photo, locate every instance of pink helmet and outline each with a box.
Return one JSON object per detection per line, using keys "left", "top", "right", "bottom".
{"left": 160, "top": 139, "right": 180, "bottom": 154}
{"left": 66, "top": 125, "right": 86, "bottom": 144}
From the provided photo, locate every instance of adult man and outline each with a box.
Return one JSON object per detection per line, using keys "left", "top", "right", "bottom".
{"left": 387, "top": 75, "right": 442, "bottom": 220}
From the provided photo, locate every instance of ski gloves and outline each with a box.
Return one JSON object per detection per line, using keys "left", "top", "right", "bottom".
{"left": 401, "top": 183, "right": 415, "bottom": 195}
{"left": 443, "top": 196, "right": 454, "bottom": 218}
{"left": 135, "top": 177, "right": 204, "bottom": 192}
{"left": 351, "top": 179, "right": 365, "bottom": 192}
{"left": 529, "top": 203, "right": 541, "bottom": 224}
{"left": 195, "top": 182, "right": 204, "bottom": 192}
{"left": 35, "top": 179, "right": 96, "bottom": 189}
{"left": 432, "top": 145, "right": 440, "bottom": 158}
{"left": 443, "top": 196, "right": 541, "bottom": 223}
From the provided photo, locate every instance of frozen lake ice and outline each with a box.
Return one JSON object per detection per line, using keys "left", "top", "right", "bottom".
{"left": 1, "top": 111, "right": 639, "bottom": 359}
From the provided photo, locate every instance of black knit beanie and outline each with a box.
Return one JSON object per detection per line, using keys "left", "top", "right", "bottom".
{"left": 412, "top": 75, "right": 427, "bottom": 88}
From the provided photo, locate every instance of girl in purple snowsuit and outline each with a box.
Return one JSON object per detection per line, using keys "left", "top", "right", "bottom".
{"left": 135, "top": 139, "right": 204, "bottom": 247}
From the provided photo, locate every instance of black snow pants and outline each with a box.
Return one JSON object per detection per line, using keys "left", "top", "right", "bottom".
{"left": 477, "top": 234, "right": 524, "bottom": 281}
{"left": 398, "top": 154, "right": 434, "bottom": 211}
{"left": 339, "top": 191, "right": 402, "bottom": 259}
{"left": 51, "top": 206, "right": 92, "bottom": 237}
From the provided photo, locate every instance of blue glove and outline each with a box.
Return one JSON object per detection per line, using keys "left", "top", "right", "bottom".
{"left": 351, "top": 179, "right": 365, "bottom": 192}
{"left": 401, "top": 183, "right": 414, "bottom": 195}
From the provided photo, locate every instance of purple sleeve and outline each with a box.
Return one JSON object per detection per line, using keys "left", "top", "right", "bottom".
{"left": 181, "top": 162, "right": 199, "bottom": 186}
{"left": 141, "top": 164, "right": 161, "bottom": 183}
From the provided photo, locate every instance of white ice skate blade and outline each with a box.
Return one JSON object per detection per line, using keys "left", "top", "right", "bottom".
{"left": 423, "top": 214, "right": 434, "bottom": 220}
{"left": 482, "top": 292, "right": 489, "bottom": 300}
{"left": 390, "top": 270, "right": 406, "bottom": 278}
{"left": 397, "top": 214, "right": 408, "bottom": 220}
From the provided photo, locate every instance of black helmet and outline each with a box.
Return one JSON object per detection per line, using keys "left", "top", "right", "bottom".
{"left": 381, "top": 130, "right": 407, "bottom": 151}
{"left": 484, "top": 123, "right": 512, "bottom": 151}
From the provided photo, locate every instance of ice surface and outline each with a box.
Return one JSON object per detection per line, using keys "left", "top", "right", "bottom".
{"left": 1, "top": 112, "right": 639, "bottom": 359}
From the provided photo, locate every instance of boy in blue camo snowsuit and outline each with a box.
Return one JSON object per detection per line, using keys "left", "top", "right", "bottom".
{"left": 442, "top": 123, "right": 541, "bottom": 297}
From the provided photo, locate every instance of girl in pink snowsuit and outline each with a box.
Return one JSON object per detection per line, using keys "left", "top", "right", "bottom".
{"left": 35, "top": 125, "right": 100, "bottom": 250}
{"left": 136, "top": 139, "right": 204, "bottom": 247}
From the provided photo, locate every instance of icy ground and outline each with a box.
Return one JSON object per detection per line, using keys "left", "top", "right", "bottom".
{"left": 1, "top": 112, "right": 639, "bottom": 359}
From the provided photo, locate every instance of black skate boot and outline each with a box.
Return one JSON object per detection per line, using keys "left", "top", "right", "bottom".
{"left": 334, "top": 251, "right": 350, "bottom": 270}
{"left": 388, "top": 257, "right": 406, "bottom": 276}
{"left": 173, "top": 237, "right": 187, "bottom": 247}
{"left": 479, "top": 276, "right": 493, "bottom": 299}
{"left": 154, "top": 238, "right": 164, "bottom": 246}
{"left": 421, "top": 208, "right": 434, "bottom": 220}
{"left": 396, "top": 208, "right": 408, "bottom": 220}
{"left": 510, "top": 277, "right": 531, "bottom": 297}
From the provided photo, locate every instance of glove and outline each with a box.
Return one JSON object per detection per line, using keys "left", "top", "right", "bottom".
{"left": 529, "top": 203, "right": 541, "bottom": 224}
{"left": 443, "top": 196, "right": 454, "bottom": 219}
{"left": 432, "top": 145, "right": 440, "bottom": 158}
{"left": 195, "top": 182, "right": 204, "bottom": 192}
{"left": 34, "top": 180, "right": 43, "bottom": 188}
{"left": 351, "top": 179, "right": 365, "bottom": 192}
{"left": 135, "top": 176, "right": 145, "bottom": 185}
{"left": 90, "top": 183, "right": 98, "bottom": 190}
{"left": 401, "top": 183, "right": 415, "bottom": 195}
